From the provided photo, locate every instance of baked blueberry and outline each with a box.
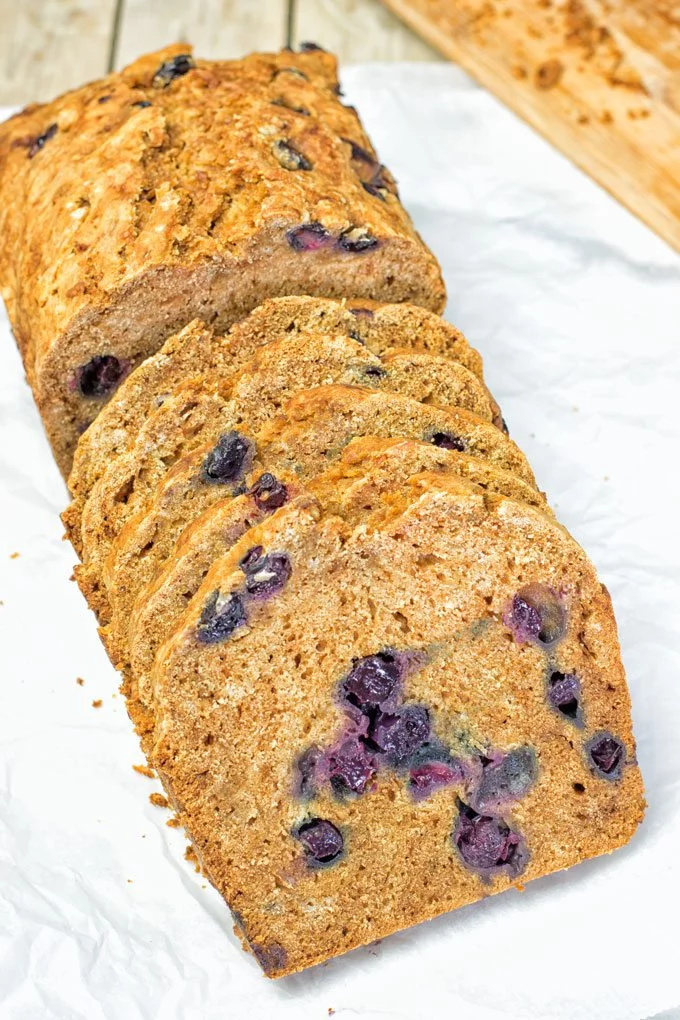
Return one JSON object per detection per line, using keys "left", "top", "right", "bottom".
{"left": 132, "top": 100, "right": 152, "bottom": 109}
{"left": 453, "top": 803, "right": 527, "bottom": 877}
{"left": 472, "top": 747, "right": 537, "bottom": 813}
{"left": 202, "top": 432, "right": 253, "bottom": 484}
{"left": 286, "top": 222, "right": 333, "bottom": 251}
{"left": 327, "top": 738, "right": 376, "bottom": 796}
{"left": 429, "top": 431, "right": 466, "bottom": 452}
{"left": 272, "top": 139, "right": 312, "bottom": 171}
{"left": 349, "top": 306, "right": 374, "bottom": 319}
{"left": 369, "top": 705, "right": 430, "bottom": 765}
{"left": 295, "top": 818, "right": 344, "bottom": 865}
{"left": 251, "top": 942, "right": 288, "bottom": 974}
{"left": 271, "top": 97, "right": 310, "bottom": 116}
{"left": 340, "top": 651, "right": 401, "bottom": 711}
{"left": 242, "top": 551, "right": 292, "bottom": 600}
{"left": 504, "top": 583, "right": 567, "bottom": 648}
{"left": 28, "top": 123, "right": 58, "bottom": 158}
{"left": 586, "top": 731, "right": 625, "bottom": 780}
{"left": 409, "top": 759, "right": 464, "bottom": 801}
{"left": 152, "top": 54, "right": 195, "bottom": 87}
{"left": 248, "top": 473, "right": 288, "bottom": 511}
{"left": 196, "top": 590, "right": 247, "bottom": 644}
{"left": 337, "top": 227, "right": 379, "bottom": 253}
{"left": 361, "top": 365, "right": 387, "bottom": 380}
{"left": 548, "top": 671, "right": 582, "bottom": 723}
{"left": 76, "top": 355, "right": 127, "bottom": 398}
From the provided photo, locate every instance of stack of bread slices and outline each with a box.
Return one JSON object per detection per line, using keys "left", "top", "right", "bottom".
{"left": 0, "top": 44, "right": 643, "bottom": 977}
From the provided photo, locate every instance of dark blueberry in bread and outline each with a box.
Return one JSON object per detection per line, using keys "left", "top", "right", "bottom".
{"left": 248, "top": 473, "right": 288, "bottom": 511}
{"left": 453, "top": 803, "right": 527, "bottom": 877}
{"left": 548, "top": 671, "right": 582, "bottom": 723}
{"left": 369, "top": 705, "right": 430, "bottom": 765}
{"left": 340, "top": 651, "right": 401, "bottom": 710}
{"left": 202, "top": 432, "right": 254, "bottom": 484}
{"left": 286, "top": 222, "right": 333, "bottom": 251}
{"left": 337, "top": 227, "right": 379, "bottom": 253}
{"left": 272, "top": 139, "right": 312, "bottom": 171}
{"left": 152, "top": 54, "right": 195, "bottom": 87}
{"left": 271, "top": 97, "right": 310, "bottom": 116}
{"left": 505, "top": 584, "right": 567, "bottom": 648}
{"left": 251, "top": 942, "right": 288, "bottom": 975}
{"left": 586, "top": 732, "right": 625, "bottom": 780}
{"left": 430, "top": 431, "right": 466, "bottom": 452}
{"left": 361, "top": 365, "right": 387, "bottom": 380}
{"left": 295, "top": 818, "right": 344, "bottom": 865}
{"left": 76, "top": 355, "right": 127, "bottom": 398}
{"left": 98, "top": 94, "right": 113, "bottom": 104}
{"left": 239, "top": 545, "right": 264, "bottom": 571}
{"left": 132, "top": 100, "right": 152, "bottom": 109}
{"left": 196, "top": 591, "right": 247, "bottom": 645}
{"left": 409, "top": 759, "right": 464, "bottom": 801}
{"left": 501, "top": 416, "right": 510, "bottom": 435}
{"left": 28, "top": 122, "right": 58, "bottom": 158}
{"left": 327, "top": 738, "right": 376, "bottom": 796}
{"left": 349, "top": 306, "right": 375, "bottom": 319}
{"left": 362, "top": 181, "right": 386, "bottom": 201}
{"left": 472, "top": 747, "right": 537, "bottom": 812}
{"left": 242, "top": 551, "right": 292, "bottom": 600}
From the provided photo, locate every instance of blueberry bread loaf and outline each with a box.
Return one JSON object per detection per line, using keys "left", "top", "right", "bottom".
{"left": 64, "top": 297, "right": 483, "bottom": 554}
{"left": 81, "top": 383, "right": 537, "bottom": 648}
{"left": 123, "top": 436, "right": 552, "bottom": 746}
{"left": 0, "top": 47, "right": 444, "bottom": 475}
{"left": 147, "top": 479, "right": 644, "bottom": 977}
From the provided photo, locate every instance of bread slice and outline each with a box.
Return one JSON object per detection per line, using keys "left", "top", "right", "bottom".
{"left": 65, "top": 298, "right": 484, "bottom": 553}
{"left": 77, "top": 383, "right": 537, "bottom": 634}
{"left": 125, "top": 436, "right": 552, "bottom": 744}
{"left": 0, "top": 46, "right": 445, "bottom": 475}
{"left": 146, "top": 477, "right": 644, "bottom": 977}
{"left": 72, "top": 332, "right": 509, "bottom": 600}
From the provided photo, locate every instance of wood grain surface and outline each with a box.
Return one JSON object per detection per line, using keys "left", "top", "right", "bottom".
{"left": 379, "top": 0, "right": 680, "bottom": 252}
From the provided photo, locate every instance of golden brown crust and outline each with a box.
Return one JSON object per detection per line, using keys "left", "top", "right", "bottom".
{"left": 1, "top": 47, "right": 445, "bottom": 474}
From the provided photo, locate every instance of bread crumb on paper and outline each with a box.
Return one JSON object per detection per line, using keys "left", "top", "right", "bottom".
{"left": 149, "top": 792, "right": 169, "bottom": 808}
{"left": 91, "top": 699, "right": 102, "bottom": 708}
{"left": 133, "top": 763, "right": 155, "bottom": 778}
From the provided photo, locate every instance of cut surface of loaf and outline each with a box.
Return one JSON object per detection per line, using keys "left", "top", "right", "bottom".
{"left": 75, "top": 330, "right": 502, "bottom": 578}
{"left": 0, "top": 47, "right": 445, "bottom": 474}
{"left": 125, "top": 437, "right": 553, "bottom": 747}
{"left": 84, "top": 383, "right": 538, "bottom": 650}
{"left": 147, "top": 479, "right": 643, "bottom": 977}
{"left": 65, "top": 298, "right": 483, "bottom": 551}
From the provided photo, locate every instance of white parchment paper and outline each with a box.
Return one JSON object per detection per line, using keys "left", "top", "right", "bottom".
{"left": 1, "top": 64, "right": 679, "bottom": 1020}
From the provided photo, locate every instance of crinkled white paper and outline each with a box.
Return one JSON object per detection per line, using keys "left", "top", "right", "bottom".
{"left": 1, "top": 64, "right": 679, "bottom": 1020}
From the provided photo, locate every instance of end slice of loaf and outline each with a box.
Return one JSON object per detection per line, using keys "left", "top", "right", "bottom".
{"left": 0, "top": 47, "right": 445, "bottom": 475}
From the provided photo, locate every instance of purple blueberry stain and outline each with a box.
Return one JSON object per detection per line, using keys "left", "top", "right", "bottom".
{"left": 295, "top": 818, "right": 344, "bottom": 866}
{"left": 429, "top": 431, "right": 466, "bottom": 452}
{"left": 470, "top": 747, "right": 538, "bottom": 814}
{"left": 504, "top": 584, "right": 567, "bottom": 649}
{"left": 548, "top": 670, "right": 583, "bottom": 724}
{"left": 349, "top": 307, "right": 375, "bottom": 320}
{"left": 241, "top": 550, "right": 292, "bottom": 600}
{"left": 453, "top": 802, "right": 528, "bottom": 879}
{"left": 28, "top": 122, "right": 58, "bottom": 158}
{"left": 337, "top": 227, "right": 379, "bottom": 253}
{"left": 272, "top": 139, "right": 312, "bottom": 171}
{"left": 76, "top": 354, "right": 128, "bottom": 398}
{"left": 294, "top": 746, "right": 322, "bottom": 800}
{"left": 586, "top": 731, "right": 626, "bottom": 781}
{"left": 152, "top": 54, "right": 195, "bottom": 87}
{"left": 248, "top": 472, "right": 288, "bottom": 511}
{"left": 409, "top": 758, "right": 465, "bottom": 801}
{"left": 202, "top": 431, "right": 254, "bottom": 485}
{"left": 196, "top": 590, "right": 247, "bottom": 645}
{"left": 286, "top": 222, "right": 334, "bottom": 252}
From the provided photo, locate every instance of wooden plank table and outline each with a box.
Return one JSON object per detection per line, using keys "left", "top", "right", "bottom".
{"left": 0, "top": 0, "right": 440, "bottom": 105}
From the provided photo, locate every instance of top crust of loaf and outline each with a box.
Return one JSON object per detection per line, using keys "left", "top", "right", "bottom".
{"left": 0, "top": 46, "right": 445, "bottom": 473}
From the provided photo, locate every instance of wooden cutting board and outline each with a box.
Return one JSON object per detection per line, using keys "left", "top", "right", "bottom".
{"left": 379, "top": 0, "right": 680, "bottom": 252}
